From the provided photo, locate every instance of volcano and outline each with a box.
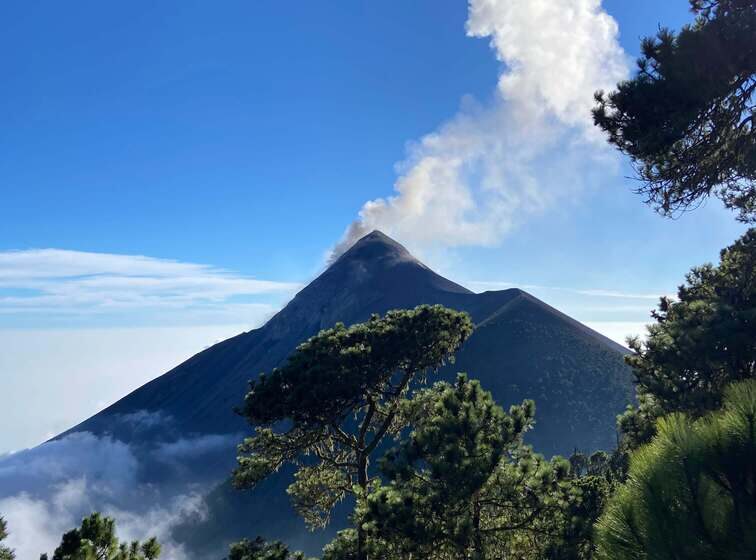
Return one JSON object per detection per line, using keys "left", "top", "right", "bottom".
{"left": 58, "top": 231, "right": 633, "bottom": 556}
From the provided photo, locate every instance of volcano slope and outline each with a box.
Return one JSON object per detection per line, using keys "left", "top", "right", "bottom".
{"left": 60, "top": 231, "right": 634, "bottom": 556}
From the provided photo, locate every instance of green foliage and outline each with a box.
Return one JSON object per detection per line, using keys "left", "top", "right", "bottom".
{"left": 320, "top": 530, "right": 357, "bottom": 560}
{"left": 621, "top": 228, "right": 755, "bottom": 449}
{"left": 238, "top": 304, "right": 473, "bottom": 430}
{"left": 595, "top": 380, "right": 756, "bottom": 560}
{"left": 226, "top": 537, "right": 311, "bottom": 560}
{"left": 551, "top": 474, "right": 614, "bottom": 560}
{"left": 568, "top": 451, "right": 614, "bottom": 479}
{"left": 476, "top": 451, "right": 574, "bottom": 559}
{"left": 616, "top": 393, "right": 665, "bottom": 451}
{"left": 0, "top": 517, "right": 14, "bottom": 560}
{"left": 540, "top": 450, "right": 632, "bottom": 560}
{"left": 593, "top": 0, "right": 756, "bottom": 222}
{"left": 382, "top": 373, "right": 535, "bottom": 495}
{"left": 358, "top": 374, "right": 575, "bottom": 559}
{"left": 235, "top": 305, "right": 472, "bottom": 559}
{"left": 44, "top": 513, "right": 160, "bottom": 560}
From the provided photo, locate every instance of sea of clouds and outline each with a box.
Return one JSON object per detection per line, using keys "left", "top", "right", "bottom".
{"left": 0, "top": 411, "right": 240, "bottom": 559}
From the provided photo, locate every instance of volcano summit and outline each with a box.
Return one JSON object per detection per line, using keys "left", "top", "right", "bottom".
{"left": 33, "top": 231, "right": 633, "bottom": 556}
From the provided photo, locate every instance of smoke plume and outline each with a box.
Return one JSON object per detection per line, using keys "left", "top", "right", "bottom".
{"left": 332, "top": 0, "right": 628, "bottom": 259}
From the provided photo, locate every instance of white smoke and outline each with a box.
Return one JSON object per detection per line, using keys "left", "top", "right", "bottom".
{"left": 333, "top": 0, "right": 629, "bottom": 258}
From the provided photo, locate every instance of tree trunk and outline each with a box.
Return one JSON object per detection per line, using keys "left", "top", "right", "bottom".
{"left": 357, "top": 451, "right": 368, "bottom": 560}
{"left": 472, "top": 492, "right": 483, "bottom": 560}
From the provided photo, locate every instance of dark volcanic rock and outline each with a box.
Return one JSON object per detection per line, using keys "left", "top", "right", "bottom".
{"left": 60, "top": 230, "right": 633, "bottom": 557}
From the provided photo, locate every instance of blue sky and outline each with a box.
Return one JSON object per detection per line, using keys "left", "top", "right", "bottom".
{"left": 0, "top": 0, "right": 747, "bottom": 452}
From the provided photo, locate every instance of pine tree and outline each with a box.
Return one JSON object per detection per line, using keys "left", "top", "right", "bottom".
{"left": 226, "top": 537, "right": 311, "bottom": 560}
{"left": 234, "top": 305, "right": 473, "bottom": 560}
{"left": 359, "top": 374, "right": 572, "bottom": 559}
{"left": 43, "top": 513, "right": 160, "bottom": 560}
{"left": 593, "top": 0, "right": 756, "bottom": 222}
{"left": 596, "top": 380, "right": 756, "bottom": 559}
{"left": 620, "top": 228, "right": 756, "bottom": 448}
{"left": 0, "top": 517, "right": 14, "bottom": 560}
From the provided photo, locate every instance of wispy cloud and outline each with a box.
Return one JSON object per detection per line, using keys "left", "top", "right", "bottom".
{"left": 0, "top": 249, "right": 300, "bottom": 325}
{"left": 569, "top": 288, "right": 665, "bottom": 301}
{"left": 463, "top": 280, "right": 671, "bottom": 301}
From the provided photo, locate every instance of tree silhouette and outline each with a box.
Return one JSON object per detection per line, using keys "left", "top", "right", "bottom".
{"left": 594, "top": 0, "right": 756, "bottom": 222}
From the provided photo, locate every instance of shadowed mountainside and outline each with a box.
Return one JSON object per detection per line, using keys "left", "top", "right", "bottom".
{"left": 60, "top": 230, "right": 632, "bottom": 557}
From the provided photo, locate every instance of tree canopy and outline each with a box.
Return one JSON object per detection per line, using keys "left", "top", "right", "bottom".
{"left": 593, "top": 0, "right": 756, "bottom": 221}
{"left": 359, "top": 375, "right": 576, "bottom": 559}
{"left": 235, "top": 305, "right": 473, "bottom": 560}
{"left": 226, "top": 538, "right": 312, "bottom": 560}
{"left": 0, "top": 518, "right": 14, "bottom": 560}
{"left": 619, "top": 228, "right": 755, "bottom": 448}
{"left": 596, "top": 379, "right": 756, "bottom": 559}
{"left": 42, "top": 512, "right": 160, "bottom": 560}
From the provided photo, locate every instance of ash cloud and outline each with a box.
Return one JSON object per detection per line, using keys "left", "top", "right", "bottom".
{"left": 332, "top": 0, "right": 629, "bottom": 259}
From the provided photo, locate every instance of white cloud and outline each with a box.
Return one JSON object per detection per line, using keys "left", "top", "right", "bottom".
{"left": 332, "top": 0, "right": 629, "bottom": 259}
{"left": 0, "top": 422, "right": 238, "bottom": 560}
{"left": 0, "top": 479, "right": 205, "bottom": 560}
{"left": 467, "top": 0, "right": 627, "bottom": 133}
{"left": 0, "top": 249, "right": 300, "bottom": 325}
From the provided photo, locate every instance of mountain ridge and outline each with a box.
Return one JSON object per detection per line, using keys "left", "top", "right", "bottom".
{"left": 65, "top": 230, "right": 630, "bottom": 448}
{"left": 55, "top": 230, "right": 634, "bottom": 557}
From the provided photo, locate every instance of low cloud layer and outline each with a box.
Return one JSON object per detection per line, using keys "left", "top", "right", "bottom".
{"left": 333, "top": 0, "right": 628, "bottom": 258}
{"left": 0, "top": 324, "right": 249, "bottom": 454}
{"left": 0, "top": 249, "right": 300, "bottom": 327}
{"left": 0, "top": 411, "right": 240, "bottom": 560}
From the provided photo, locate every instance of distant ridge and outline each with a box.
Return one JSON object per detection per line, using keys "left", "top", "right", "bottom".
{"left": 476, "top": 288, "right": 628, "bottom": 354}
